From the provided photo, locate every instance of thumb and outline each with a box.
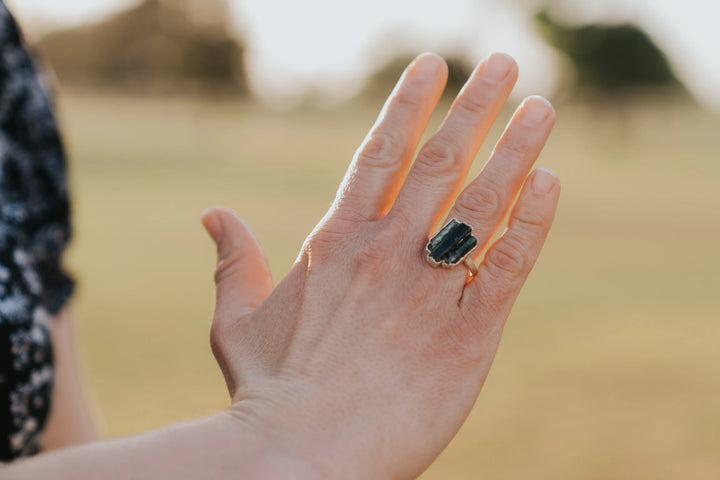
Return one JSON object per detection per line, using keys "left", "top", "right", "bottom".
{"left": 201, "top": 206, "right": 273, "bottom": 320}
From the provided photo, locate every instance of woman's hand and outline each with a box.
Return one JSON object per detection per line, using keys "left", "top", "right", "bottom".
{"left": 202, "top": 52, "right": 559, "bottom": 479}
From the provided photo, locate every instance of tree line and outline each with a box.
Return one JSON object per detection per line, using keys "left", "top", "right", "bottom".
{"left": 34, "top": 0, "right": 685, "bottom": 102}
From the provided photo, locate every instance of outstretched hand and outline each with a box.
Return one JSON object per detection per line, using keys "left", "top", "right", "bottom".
{"left": 202, "top": 53, "right": 559, "bottom": 479}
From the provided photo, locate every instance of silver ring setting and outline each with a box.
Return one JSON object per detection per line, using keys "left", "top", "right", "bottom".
{"left": 426, "top": 219, "right": 478, "bottom": 275}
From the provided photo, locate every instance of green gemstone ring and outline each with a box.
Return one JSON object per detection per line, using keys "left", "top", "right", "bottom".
{"left": 426, "top": 219, "right": 479, "bottom": 276}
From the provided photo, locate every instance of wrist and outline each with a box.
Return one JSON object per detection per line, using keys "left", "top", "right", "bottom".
{"left": 222, "top": 400, "right": 395, "bottom": 480}
{"left": 216, "top": 411, "right": 326, "bottom": 480}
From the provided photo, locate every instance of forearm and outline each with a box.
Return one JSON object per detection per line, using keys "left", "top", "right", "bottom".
{"left": 4, "top": 413, "right": 316, "bottom": 479}
{"left": 42, "top": 308, "right": 97, "bottom": 451}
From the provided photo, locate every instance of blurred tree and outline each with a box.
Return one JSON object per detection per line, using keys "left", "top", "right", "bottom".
{"left": 535, "top": 9, "right": 685, "bottom": 98}
{"left": 176, "top": 0, "right": 230, "bottom": 29}
{"left": 36, "top": 0, "right": 246, "bottom": 95}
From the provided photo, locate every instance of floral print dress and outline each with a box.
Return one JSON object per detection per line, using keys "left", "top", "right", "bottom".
{"left": 0, "top": 1, "right": 74, "bottom": 461}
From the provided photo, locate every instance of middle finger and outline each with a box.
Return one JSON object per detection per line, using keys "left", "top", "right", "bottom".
{"left": 388, "top": 53, "right": 518, "bottom": 237}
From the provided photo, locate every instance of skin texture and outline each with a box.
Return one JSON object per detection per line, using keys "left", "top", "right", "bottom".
{"left": 204, "top": 52, "right": 560, "bottom": 478}
{"left": 1, "top": 52, "right": 559, "bottom": 479}
{"left": 42, "top": 308, "right": 97, "bottom": 452}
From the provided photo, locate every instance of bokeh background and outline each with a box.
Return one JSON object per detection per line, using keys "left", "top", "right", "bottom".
{"left": 6, "top": 0, "right": 720, "bottom": 477}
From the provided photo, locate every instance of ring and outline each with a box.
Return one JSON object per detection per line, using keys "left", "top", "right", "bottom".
{"left": 426, "top": 219, "right": 478, "bottom": 275}
{"left": 462, "top": 257, "right": 479, "bottom": 276}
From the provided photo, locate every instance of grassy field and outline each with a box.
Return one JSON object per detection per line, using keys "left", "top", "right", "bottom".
{"left": 56, "top": 89, "right": 719, "bottom": 479}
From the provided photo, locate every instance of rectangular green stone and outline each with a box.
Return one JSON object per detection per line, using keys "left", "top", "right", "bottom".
{"left": 445, "top": 235, "right": 478, "bottom": 265}
{"left": 427, "top": 219, "right": 473, "bottom": 264}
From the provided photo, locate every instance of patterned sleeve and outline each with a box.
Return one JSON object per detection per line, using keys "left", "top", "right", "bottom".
{"left": 0, "top": 1, "right": 74, "bottom": 461}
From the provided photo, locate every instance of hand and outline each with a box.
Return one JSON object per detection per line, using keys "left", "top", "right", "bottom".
{"left": 202, "top": 52, "right": 559, "bottom": 479}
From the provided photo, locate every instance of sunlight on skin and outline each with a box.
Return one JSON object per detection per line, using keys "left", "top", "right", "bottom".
{"left": 51, "top": 87, "right": 720, "bottom": 479}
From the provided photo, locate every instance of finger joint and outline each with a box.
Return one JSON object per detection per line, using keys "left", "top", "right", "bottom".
{"left": 417, "top": 140, "right": 462, "bottom": 176}
{"left": 484, "top": 233, "right": 528, "bottom": 278}
{"left": 456, "top": 92, "right": 492, "bottom": 117}
{"left": 357, "top": 131, "right": 400, "bottom": 170}
{"left": 455, "top": 183, "right": 503, "bottom": 226}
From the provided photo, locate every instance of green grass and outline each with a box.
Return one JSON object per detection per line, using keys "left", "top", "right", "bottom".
{"left": 57, "top": 90, "right": 720, "bottom": 479}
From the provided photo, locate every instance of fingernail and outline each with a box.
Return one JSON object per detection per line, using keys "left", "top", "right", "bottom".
{"left": 532, "top": 168, "right": 558, "bottom": 195}
{"left": 412, "top": 53, "right": 442, "bottom": 79}
{"left": 521, "top": 96, "right": 554, "bottom": 126}
{"left": 483, "top": 53, "right": 514, "bottom": 82}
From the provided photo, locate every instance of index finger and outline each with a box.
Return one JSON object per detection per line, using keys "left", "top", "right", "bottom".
{"left": 331, "top": 53, "right": 448, "bottom": 222}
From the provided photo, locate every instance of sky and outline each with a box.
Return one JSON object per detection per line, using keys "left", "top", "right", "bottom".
{"left": 5, "top": 0, "right": 720, "bottom": 109}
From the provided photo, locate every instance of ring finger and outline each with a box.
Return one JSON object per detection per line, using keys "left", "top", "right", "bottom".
{"left": 448, "top": 95, "right": 556, "bottom": 266}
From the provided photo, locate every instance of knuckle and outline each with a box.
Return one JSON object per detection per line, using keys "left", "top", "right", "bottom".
{"left": 354, "top": 225, "right": 403, "bottom": 277}
{"left": 418, "top": 140, "right": 461, "bottom": 175}
{"left": 512, "top": 211, "right": 546, "bottom": 236}
{"left": 496, "top": 136, "right": 532, "bottom": 159}
{"left": 457, "top": 93, "right": 491, "bottom": 117}
{"left": 315, "top": 216, "right": 357, "bottom": 241}
{"left": 484, "top": 233, "right": 528, "bottom": 277}
{"left": 456, "top": 183, "right": 503, "bottom": 222}
{"left": 357, "top": 131, "right": 401, "bottom": 170}
{"left": 394, "top": 89, "right": 423, "bottom": 111}
{"left": 303, "top": 234, "right": 338, "bottom": 268}
{"left": 304, "top": 217, "right": 356, "bottom": 263}
{"left": 214, "top": 254, "right": 242, "bottom": 286}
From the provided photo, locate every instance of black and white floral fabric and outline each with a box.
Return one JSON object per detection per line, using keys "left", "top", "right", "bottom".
{"left": 0, "top": 1, "right": 74, "bottom": 461}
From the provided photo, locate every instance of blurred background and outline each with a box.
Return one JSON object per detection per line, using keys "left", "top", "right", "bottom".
{"left": 6, "top": 0, "right": 720, "bottom": 477}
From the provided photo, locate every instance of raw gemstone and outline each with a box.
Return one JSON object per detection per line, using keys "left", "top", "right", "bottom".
{"left": 445, "top": 235, "right": 478, "bottom": 265}
{"left": 426, "top": 219, "right": 477, "bottom": 266}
